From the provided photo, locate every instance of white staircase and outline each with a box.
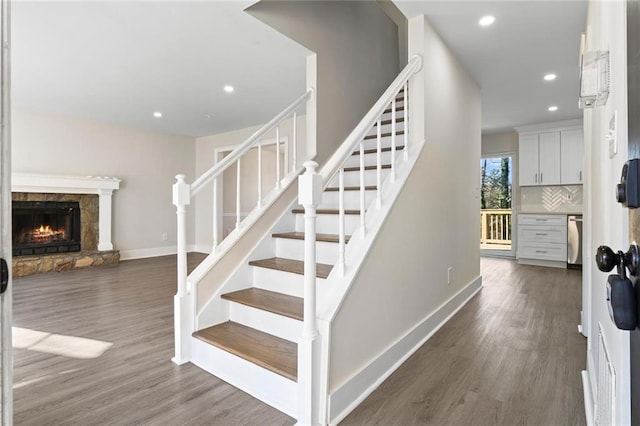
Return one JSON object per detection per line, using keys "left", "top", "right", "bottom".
{"left": 172, "top": 55, "right": 423, "bottom": 423}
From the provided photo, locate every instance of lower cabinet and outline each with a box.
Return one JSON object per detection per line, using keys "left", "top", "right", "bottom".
{"left": 517, "top": 214, "right": 567, "bottom": 268}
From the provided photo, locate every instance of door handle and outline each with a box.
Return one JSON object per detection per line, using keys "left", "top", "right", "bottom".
{"left": 0, "top": 258, "right": 8, "bottom": 294}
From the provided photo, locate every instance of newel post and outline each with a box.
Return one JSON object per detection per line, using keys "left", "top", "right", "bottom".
{"left": 172, "top": 174, "right": 191, "bottom": 365}
{"left": 298, "top": 161, "right": 322, "bottom": 425}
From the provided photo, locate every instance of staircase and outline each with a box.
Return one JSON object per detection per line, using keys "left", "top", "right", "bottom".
{"left": 190, "top": 92, "right": 404, "bottom": 417}
{"left": 173, "top": 55, "right": 423, "bottom": 423}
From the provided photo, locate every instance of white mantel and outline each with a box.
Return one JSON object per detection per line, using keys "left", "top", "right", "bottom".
{"left": 12, "top": 173, "right": 121, "bottom": 251}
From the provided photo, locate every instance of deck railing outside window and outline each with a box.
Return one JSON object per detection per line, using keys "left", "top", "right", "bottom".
{"left": 480, "top": 209, "right": 512, "bottom": 250}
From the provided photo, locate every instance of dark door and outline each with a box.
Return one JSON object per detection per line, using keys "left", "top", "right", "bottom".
{"left": 627, "top": 1, "right": 640, "bottom": 423}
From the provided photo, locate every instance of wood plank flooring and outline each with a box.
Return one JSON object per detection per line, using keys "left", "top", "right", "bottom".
{"left": 341, "top": 257, "right": 586, "bottom": 425}
{"left": 12, "top": 255, "right": 585, "bottom": 425}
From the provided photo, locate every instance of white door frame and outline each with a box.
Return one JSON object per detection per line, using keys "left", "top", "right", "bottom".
{"left": 480, "top": 151, "right": 517, "bottom": 258}
{"left": 0, "top": 0, "right": 12, "bottom": 422}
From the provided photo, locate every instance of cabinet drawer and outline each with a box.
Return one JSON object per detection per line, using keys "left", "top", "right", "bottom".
{"left": 518, "top": 225, "right": 567, "bottom": 244}
{"left": 518, "top": 214, "right": 566, "bottom": 226}
{"left": 518, "top": 242, "right": 566, "bottom": 262}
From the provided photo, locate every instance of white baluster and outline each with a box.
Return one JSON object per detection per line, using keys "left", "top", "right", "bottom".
{"left": 297, "top": 161, "right": 322, "bottom": 425}
{"left": 172, "top": 174, "right": 191, "bottom": 365}
{"left": 212, "top": 177, "right": 218, "bottom": 253}
{"left": 236, "top": 158, "right": 241, "bottom": 230}
{"left": 338, "top": 169, "right": 345, "bottom": 276}
{"left": 359, "top": 141, "right": 366, "bottom": 237}
{"left": 376, "top": 118, "right": 382, "bottom": 209}
{"left": 391, "top": 97, "right": 396, "bottom": 183}
{"left": 292, "top": 112, "right": 297, "bottom": 173}
{"left": 276, "top": 125, "right": 281, "bottom": 189}
{"left": 403, "top": 82, "right": 409, "bottom": 161}
{"left": 257, "top": 142, "right": 263, "bottom": 208}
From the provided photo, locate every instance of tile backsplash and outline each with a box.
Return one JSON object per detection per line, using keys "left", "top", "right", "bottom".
{"left": 520, "top": 185, "right": 583, "bottom": 213}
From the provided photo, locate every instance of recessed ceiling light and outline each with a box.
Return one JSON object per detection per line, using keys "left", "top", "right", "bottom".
{"left": 544, "top": 73, "right": 557, "bottom": 81}
{"left": 548, "top": 105, "right": 559, "bottom": 112}
{"left": 153, "top": 112, "right": 162, "bottom": 118}
{"left": 479, "top": 15, "right": 496, "bottom": 27}
{"left": 224, "top": 85, "right": 234, "bottom": 93}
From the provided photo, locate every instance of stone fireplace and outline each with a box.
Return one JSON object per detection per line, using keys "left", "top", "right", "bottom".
{"left": 11, "top": 173, "right": 122, "bottom": 277}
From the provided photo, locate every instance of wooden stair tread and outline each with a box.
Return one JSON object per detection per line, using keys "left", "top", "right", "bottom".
{"left": 193, "top": 321, "right": 297, "bottom": 381}
{"left": 374, "top": 117, "right": 406, "bottom": 126}
{"left": 325, "top": 185, "right": 377, "bottom": 192}
{"left": 222, "top": 288, "right": 303, "bottom": 321}
{"left": 292, "top": 208, "right": 361, "bottom": 215}
{"left": 364, "top": 131, "right": 404, "bottom": 140}
{"left": 248, "top": 257, "right": 333, "bottom": 279}
{"left": 271, "top": 231, "right": 351, "bottom": 243}
{"left": 384, "top": 106, "right": 405, "bottom": 114}
{"left": 343, "top": 164, "right": 391, "bottom": 172}
{"left": 352, "top": 146, "right": 405, "bottom": 156}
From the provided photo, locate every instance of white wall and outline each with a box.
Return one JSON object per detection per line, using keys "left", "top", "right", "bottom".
{"left": 582, "top": 1, "right": 631, "bottom": 424}
{"left": 12, "top": 108, "right": 196, "bottom": 259}
{"left": 193, "top": 116, "right": 304, "bottom": 251}
{"left": 328, "top": 14, "right": 481, "bottom": 419}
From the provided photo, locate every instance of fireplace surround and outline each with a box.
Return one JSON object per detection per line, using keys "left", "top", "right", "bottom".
{"left": 11, "top": 173, "right": 121, "bottom": 277}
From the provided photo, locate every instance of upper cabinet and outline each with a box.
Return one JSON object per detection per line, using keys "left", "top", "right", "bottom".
{"left": 560, "top": 129, "right": 584, "bottom": 184}
{"left": 517, "top": 121, "right": 583, "bottom": 186}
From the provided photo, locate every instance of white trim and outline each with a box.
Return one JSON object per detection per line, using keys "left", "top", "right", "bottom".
{"left": 516, "top": 258, "right": 567, "bottom": 268}
{"left": 582, "top": 370, "right": 594, "bottom": 426}
{"left": 327, "top": 275, "right": 483, "bottom": 425}
{"left": 119, "top": 244, "right": 198, "bottom": 261}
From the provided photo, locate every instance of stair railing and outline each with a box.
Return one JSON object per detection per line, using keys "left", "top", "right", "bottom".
{"left": 297, "top": 54, "right": 422, "bottom": 424}
{"left": 172, "top": 88, "right": 313, "bottom": 365}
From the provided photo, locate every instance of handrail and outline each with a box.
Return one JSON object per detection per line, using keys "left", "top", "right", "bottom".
{"left": 318, "top": 55, "right": 422, "bottom": 183}
{"left": 191, "top": 88, "right": 313, "bottom": 196}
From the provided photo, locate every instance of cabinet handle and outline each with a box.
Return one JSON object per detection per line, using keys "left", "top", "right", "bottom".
{"left": 535, "top": 219, "right": 548, "bottom": 221}
{"left": 535, "top": 250, "right": 548, "bottom": 254}
{"left": 535, "top": 233, "right": 548, "bottom": 236}
{"left": 540, "top": 172, "right": 543, "bottom": 183}
{"left": 535, "top": 173, "right": 538, "bottom": 184}
{"left": 579, "top": 170, "right": 582, "bottom": 181}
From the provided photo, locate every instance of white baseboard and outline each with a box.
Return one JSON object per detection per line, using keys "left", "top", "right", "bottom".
{"left": 119, "top": 244, "right": 198, "bottom": 260}
{"left": 582, "top": 370, "right": 594, "bottom": 426}
{"left": 328, "top": 275, "right": 483, "bottom": 425}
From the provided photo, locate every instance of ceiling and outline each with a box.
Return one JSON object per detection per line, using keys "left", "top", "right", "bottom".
{"left": 12, "top": 1, "right": 587, "bottom": 138}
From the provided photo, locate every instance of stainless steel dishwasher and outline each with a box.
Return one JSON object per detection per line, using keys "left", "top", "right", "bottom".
{"left": 567, "top": 215, "right": 583, "bottom": 269}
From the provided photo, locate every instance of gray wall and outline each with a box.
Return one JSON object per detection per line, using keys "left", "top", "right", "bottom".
{"left": 247, "top": 0, "right": 400, "bottom": 165}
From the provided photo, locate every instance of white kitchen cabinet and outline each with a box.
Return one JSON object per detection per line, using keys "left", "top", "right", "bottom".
{"left": 538, "top": 132, "right": 561, "bottom": 185}
{"left": 560, "top": 129, "right": 584, "bottom": 184}
{"left": 517, "top": 214, "right": 567, "bottom": 268}
{"left": 518, "top": 134, "right": 540, "bottom": 186}
{"left": 518, "top": 132, "right": 560, "bottom": 186}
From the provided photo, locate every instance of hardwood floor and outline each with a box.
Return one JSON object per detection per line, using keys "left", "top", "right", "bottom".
{"left": 12, "top": 254, "right": 296, "bottom": 426}
{"left": 342, "top": 257, "right": 586, "bottom": 425}
{"left": 12, "top": 255, "right": 585, "bottom": 425}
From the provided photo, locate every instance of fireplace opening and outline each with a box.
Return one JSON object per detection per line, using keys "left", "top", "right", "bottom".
{"left": 12, "top": 201, "right": 81, "bottom": 256}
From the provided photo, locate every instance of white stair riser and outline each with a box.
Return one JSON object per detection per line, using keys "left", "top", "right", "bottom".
{"left": 275, "top": 237, "right": 340, "bottom": 264}
{"left": 343, "top": 150, "right": 398, "bottom": 168}
{"left": 191, "top": 337, "right": 297, "bottom": 418}
{"left": 314, "top": 189, "right": 377, "bottom": 210}
{"left": 328, "top": 168, "right": 391, "bottom": 187}
{"left": 294, "top": 211, "right": 362, "bottom": 235}
{"left": 365, "top": 123, "right": 406, "bottom": 137}
{"left": 361, "top": 135, "right": 405, "bottom": 152}
{"left": 253, "top": 266, "right": 331, "bottom": 299}
{"left": 228, "top": 301, "right": 302, "bottom": 343}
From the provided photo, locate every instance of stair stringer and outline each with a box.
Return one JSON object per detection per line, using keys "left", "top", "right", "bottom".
{"left": 311, "top": 139, "right": 427, "bottom": 425}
